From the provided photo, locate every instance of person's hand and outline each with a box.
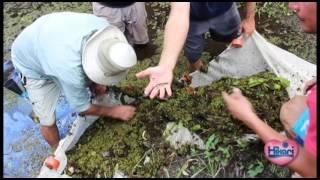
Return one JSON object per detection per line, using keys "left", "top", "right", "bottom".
{"left": 136, "top": 65, "right": 173, "bottom": 99}
{"left": 108, "top": 105, "right": 136, "bottom": 121}
{"left": 303, "top": 78, "right": 316, "bottom": 95}
{"left": 240, "top": 18, "right": 255, "bottom": 36}
{"left": 222, "top": 88, "right": 257, "bottom": 123}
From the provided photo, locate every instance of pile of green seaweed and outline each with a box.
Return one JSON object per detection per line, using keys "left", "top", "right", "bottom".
{"left": 65, "top": 69, "right": 290, "bottom": 178}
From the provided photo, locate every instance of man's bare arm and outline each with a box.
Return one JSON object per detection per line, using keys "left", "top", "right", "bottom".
{"left": 80, "top": 104, "right": 136, "bottom": 121}
{"left": 159, "top": 2, "right": 190, "bottom": 70}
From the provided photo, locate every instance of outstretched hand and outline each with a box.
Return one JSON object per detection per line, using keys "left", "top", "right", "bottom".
{"left": 136, "top": 65, "right": 173, "bottom": 99}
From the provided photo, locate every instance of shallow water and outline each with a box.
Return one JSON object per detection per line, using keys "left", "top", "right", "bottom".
{"left": 3, "top": 88, "right": 77, "bottom": 178}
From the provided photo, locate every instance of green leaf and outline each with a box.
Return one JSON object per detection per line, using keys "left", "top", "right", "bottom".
{"left": 206, "top": 134, "right": 220, "bottom": 150}
{"left": 191, "top": 124, "right": 202, "bottom": 131}
{"left": 275, "top": 77, "right": 290, "bottom": 88}
{"left": 247, "top": 161, "right": 264, "bottom": 177}
{"left": 248, "top": 78, "right": 265, "bottom": 88}
{"left": 273, "top": 84, "right": 281, "bottom": 90}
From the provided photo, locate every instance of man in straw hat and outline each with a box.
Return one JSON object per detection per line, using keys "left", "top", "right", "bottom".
{"left": 11, "top": 12, "right": 137, "bottom": 149}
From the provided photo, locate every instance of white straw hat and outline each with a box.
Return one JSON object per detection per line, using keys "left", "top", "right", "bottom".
{"left": 82, "top": 25, "right": 137, "bottom": 85}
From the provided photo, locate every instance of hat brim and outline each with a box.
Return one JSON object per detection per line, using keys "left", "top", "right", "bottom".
{"left": 82, "top": 25, "right": 128, "bottom": 85}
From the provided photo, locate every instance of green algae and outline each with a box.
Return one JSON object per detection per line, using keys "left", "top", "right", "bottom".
{"left": 118, "top": 70, "right": 289, "bottom": 139}
{"left": 65, "top": 116, "right": 170, "bottom": 177}
{"left": 3, "top": 2, "right": 302, "bottom": 178}
{"left": 66, "top": 70, "right": 291, "bottom": 177}
{"left": 59, "top": 8, "right": 294, "bottom": 176}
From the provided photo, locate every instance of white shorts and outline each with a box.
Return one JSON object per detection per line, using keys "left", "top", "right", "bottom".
{"left": 25, "top": 78, "right": 61, "bottom": 126}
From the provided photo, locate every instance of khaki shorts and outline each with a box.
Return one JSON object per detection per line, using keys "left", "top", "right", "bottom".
{"left": 25, "top": 78, "right": 61, "bottom": 126}
{"left": 92, "top": 2, "right": 149, "bottom": 45}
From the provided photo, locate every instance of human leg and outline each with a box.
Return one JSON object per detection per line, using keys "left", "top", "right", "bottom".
{"left": 209, "top": 3, "right": 241, "bottom": 42}
{"left": 41, "top": 124, "right": 60, "bottom": 149}
{"left": 184, "top": 20, "right": 209, "bottom": 72}
{"left": 124, "top": 2, "right": 149, "bottom": 45}
{"left": 25, "top": 78, "right": 61, "bottom": 148}
{"left": 92, "top": 2, "right": 126, "bottom": 32}
{"left": 280, "top": 95, "right": 308, "bottom": 139}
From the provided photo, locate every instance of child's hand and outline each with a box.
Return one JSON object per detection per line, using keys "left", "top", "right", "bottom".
{"left": 222, "top": 88, "right": 257, "bottom": 123}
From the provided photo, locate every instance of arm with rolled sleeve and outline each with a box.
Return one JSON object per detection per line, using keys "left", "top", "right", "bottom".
{"left": 60, "top": 80, "right": 136, "bottom": 121}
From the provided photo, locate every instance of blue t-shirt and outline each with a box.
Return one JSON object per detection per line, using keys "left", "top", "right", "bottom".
{"left": 190, "top": 2, "right": 234, "bottom": 21}
{"left": 11, "top": 12, "right": 110, "bottom": 112}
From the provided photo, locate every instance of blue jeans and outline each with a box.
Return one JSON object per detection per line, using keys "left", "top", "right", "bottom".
{"left": 185, "top": 3, "right": 241, "bottom": 63}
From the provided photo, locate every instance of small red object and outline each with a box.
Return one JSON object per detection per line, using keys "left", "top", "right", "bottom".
{"left": 185, "top": 87, "right": 194, "bottom": 94}
{"left": 231, "top": 37, "right": 244, "bottom": 48}
{"left": 45, "top": 155, "right": 60, "bottom": 170}
{"left": 181, "top": 74, "right": 192, "bottom": 83}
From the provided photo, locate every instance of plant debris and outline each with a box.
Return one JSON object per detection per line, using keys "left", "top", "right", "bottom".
{"left": 66, "top": 70, "right": 291, "bottom": 177}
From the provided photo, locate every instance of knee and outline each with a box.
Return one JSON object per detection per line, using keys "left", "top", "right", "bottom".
{"left": 41, "top": 123, "right": 56, "bottom": 130}
{"left": 280, "top": 101, "right": 292, "bottom": 127}
{"left": 280, "top": 96, "right": 307, "bottom": 130}
{"left": 280, "top": 101, "right": 298, "bottom": 138}
{"left": 40, "top": 118, "right": 56, "bottom": 127}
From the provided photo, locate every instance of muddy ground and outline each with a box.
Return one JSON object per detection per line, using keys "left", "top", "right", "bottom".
{"left": 3, "top": 2, "right": 316, "bottom": 178}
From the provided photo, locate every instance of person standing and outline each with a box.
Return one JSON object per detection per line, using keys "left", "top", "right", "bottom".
{"left": 92, "top": 2, "right": 149, "bottom": 46}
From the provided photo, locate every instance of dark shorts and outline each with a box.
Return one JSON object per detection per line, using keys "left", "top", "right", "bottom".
{"left": 185, "top": 3, "right": 241, "bottom": 63}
